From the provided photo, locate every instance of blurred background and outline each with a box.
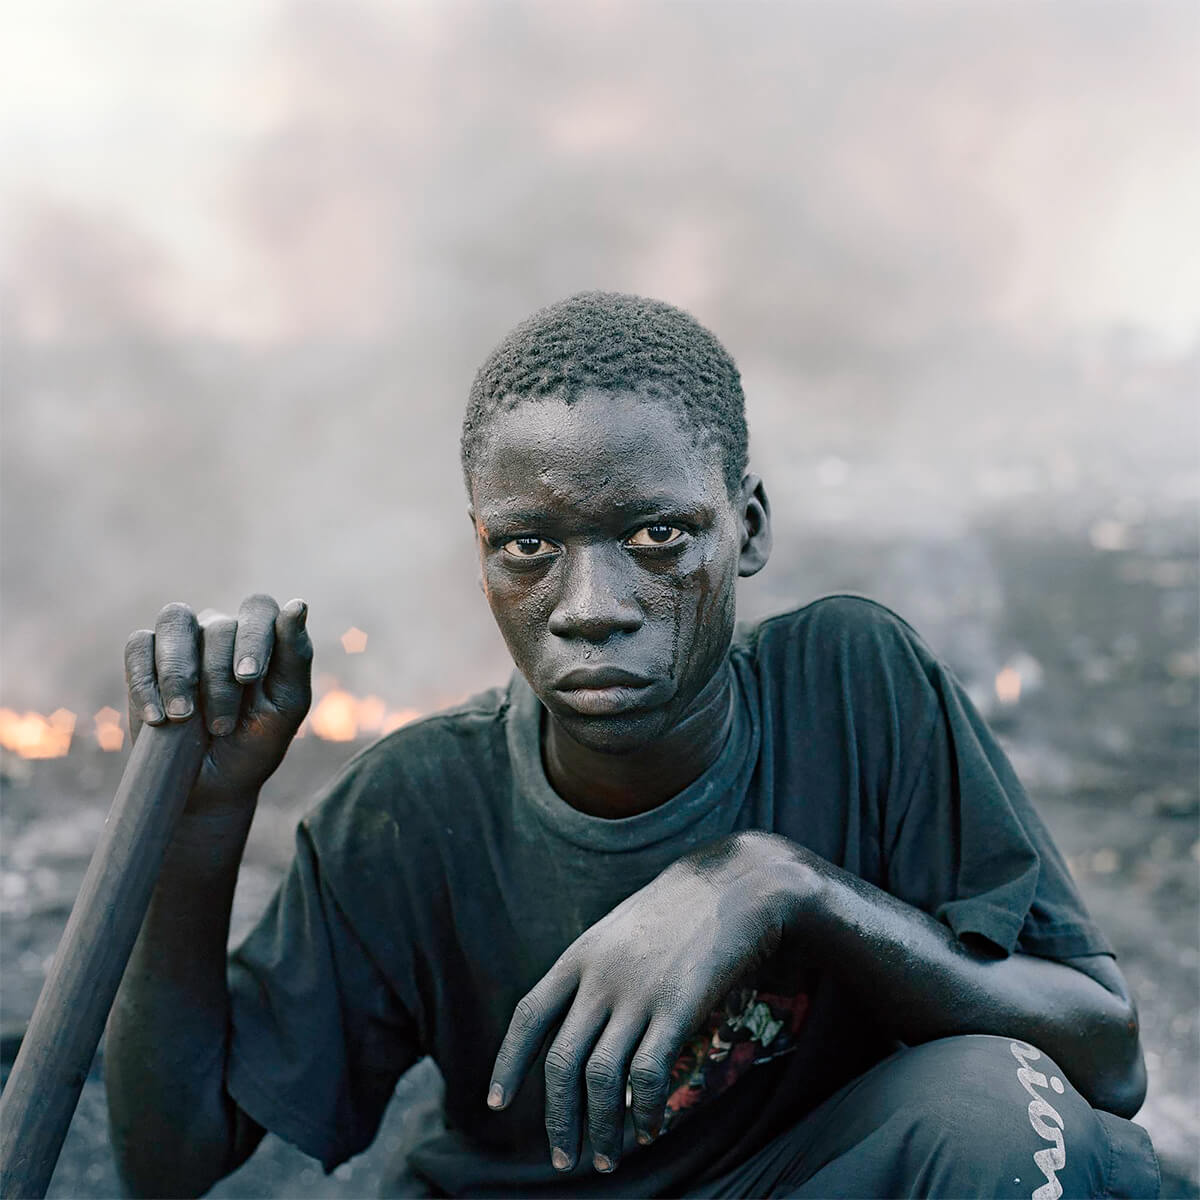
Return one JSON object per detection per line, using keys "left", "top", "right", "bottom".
{"left": 2, "top": 1, "right": 1197, "bottom": 1195}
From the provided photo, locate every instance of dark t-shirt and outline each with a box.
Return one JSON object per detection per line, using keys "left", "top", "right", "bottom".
{"left": 226, "top": 596, "right": 1112, "bottom": 1197}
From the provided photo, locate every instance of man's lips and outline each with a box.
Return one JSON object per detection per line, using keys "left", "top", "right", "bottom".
{"left": 552, "top": 666, "right": 656, "bottom": 716}
{"left": 555, "top": 666, "right": 654, "bottom": 690}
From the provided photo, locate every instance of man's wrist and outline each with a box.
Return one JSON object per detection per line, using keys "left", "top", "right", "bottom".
{"left": 164, "top": 792, "right": 259, "bottom": 868}
{"left": 724, "top": 830, "right": 829, "bottom": 936}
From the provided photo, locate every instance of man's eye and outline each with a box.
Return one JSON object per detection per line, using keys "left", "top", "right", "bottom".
{"left": 500, "top": 536, "right": 556, "bottom": 559}
{"left": 625, "top": 524, "right": 684, "bottom": 547}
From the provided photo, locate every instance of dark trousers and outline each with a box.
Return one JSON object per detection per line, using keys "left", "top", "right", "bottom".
{"left": 686, "top": 1035, "right": 1159, "bottom": 1199}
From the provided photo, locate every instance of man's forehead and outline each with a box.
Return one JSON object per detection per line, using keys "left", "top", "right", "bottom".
{"left": 474, "top": 390, "right": 722, "bottom": 480}
{"left": 472, "top": 397, "right": 726, "bottom": 527}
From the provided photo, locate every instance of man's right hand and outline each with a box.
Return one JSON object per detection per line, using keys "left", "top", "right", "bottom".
{"left": 124, "top": 595, "right": 313, "bottom": 809}
{"left": 112, "top": 594, "right": 307, "bottom": 1194}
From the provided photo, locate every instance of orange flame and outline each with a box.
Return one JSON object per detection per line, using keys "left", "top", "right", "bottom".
{"left": 308, "top": 690, "right": 420, "bottom": 742}
{"left": 94, "top": 707, "right": 125, "bottom": 751}
{"left": 1, "top": 690, "right": 422, "bottom": 760}
{"left": 0, "top": 707, "right": 76, "bottom": 758}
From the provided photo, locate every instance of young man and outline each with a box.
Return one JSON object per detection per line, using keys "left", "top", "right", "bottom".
{"left": 107, "top": 293, "right": 1158, "bottom": 1198}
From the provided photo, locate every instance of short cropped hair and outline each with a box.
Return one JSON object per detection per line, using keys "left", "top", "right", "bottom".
{"left": 461, "top": 291, "right": 748, "bottom": 495}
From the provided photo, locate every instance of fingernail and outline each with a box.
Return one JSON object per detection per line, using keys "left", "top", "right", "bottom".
{"left": 210, "top": 716, "right": 235, "bottom": 736}
{"left": 636, "top": 1131, "right": 652, "bottom": 1146}
{"left": 551, "top": 1148, "right": 570, "bottom": 1171}
{"left": 487, "top": 1083, "right": 504, "bottom": 1109}
{"left": 593, "top": 1153, "right": 613, "bottom": 1173}
{"left": 142, "top": 703, "right": 164, "bottom": 724}
{"left": 166, "top": 697, "right": 192, "bottom": 719}
{"left": 296, "top": 601, "right": 308, "bottom": 628}
{"left": 236, "top": 657, "right": 258, "bottom": 679}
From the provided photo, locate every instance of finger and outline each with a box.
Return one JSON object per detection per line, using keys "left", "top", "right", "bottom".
{"left": 231, "top": 594, "right": 279, "bottom": 683}
{"left": 124, "top": 628, "right": 163, "bottom": 738}
{"left": 543, "top": 1000, "right": 607, "bottom": 1174}
{"left": 153, "top": 603, "right": 200, "bottom": 721}
{"left": 585, "top": 1013, "right": 648, "bottom": 1173}
{"left": 628, "top": 1015, "right": 686, "bottom": 1146}
{"left": 200, "top": 617, "right": 241, "bottom": 736}
{"left": 261, "top": 599, "right": 313, "bottom": 722}
{"left": 488, "top": 968, "right": 575, "bottom": 1112}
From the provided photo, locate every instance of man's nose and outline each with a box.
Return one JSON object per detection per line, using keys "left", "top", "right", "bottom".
{"left": 547, "top": 544, "right": 643, "bottom": 642}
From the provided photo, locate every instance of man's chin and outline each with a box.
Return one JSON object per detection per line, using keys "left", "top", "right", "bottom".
{"left": 544, "top": 705, "right": 672, "bottom": 756}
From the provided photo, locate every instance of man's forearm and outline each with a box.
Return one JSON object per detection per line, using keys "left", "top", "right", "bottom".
{"left": 105, "top": 800, "right": 263, "bottom": 1198}
{"left": 754, "top": 832, "right": 1146, "bottom": 1117}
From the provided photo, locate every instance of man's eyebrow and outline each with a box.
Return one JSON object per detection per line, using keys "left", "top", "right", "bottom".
{"left": 477, "top": 508, "right": 551, "bottom": 531}
{"left": 617, "top": 494, "right": 710, "bottom": 516}
{"left": 482, "top": 494, "right": 708, "bottom": 521}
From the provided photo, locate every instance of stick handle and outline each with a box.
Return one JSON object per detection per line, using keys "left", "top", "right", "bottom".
{"left": 0, "top": 719, "right": 207, "bottom": 1199}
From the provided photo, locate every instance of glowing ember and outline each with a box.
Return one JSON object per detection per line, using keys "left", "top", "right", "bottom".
{"left": 340, "top": 627, "right": 368, "bottom": 654}
{"left": 94, "top": 706, "right": 125, "bottom": 752}
{"left": 994, "top": 667, "right": 1022, "bottom": 706}
{"left": 1, "top": 691, "right": 421, "bottom": 758}
{"left": 309, "top": 690, "right": 359, "bottom": 741}
{"left": 355, "top": 695, "right": 388, "bottom": 732}
{"left": 309, "top": 690, "right": 421, "bottom": 741}
{"left": 0, "top": 707, "right": 75, "bottom": 758}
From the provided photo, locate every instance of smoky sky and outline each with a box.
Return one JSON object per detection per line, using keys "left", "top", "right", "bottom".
{"left": 1, "top": 0, "right": 1197, "bottom": 714}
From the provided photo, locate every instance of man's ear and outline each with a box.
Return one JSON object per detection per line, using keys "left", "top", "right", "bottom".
{"left": 736, "top": 473, "right": 772, "bottom": 578}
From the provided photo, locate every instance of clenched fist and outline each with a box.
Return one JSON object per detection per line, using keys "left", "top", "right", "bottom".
{"left": 124, "top": 594, "right": 312, "bottom": 808}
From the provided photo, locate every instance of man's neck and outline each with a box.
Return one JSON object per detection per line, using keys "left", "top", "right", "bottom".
{"left": 541, "top": 667, "right": 735, "bottom": 819}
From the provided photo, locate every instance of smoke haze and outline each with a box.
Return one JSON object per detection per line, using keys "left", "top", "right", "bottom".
{"left": 2, "top": 0, "right": 1197, "bottom": 715}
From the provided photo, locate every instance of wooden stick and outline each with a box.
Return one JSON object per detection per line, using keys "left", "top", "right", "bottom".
{"left": 0, "top": 719, "right": 207, "bottom": 1199}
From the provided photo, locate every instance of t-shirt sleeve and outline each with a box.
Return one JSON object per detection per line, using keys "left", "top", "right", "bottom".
{"left": 884, "top": 655, "right": 1113, "bottom": 960}
{"left": 226, "top": 819, "right": 422, "bottom": 1171}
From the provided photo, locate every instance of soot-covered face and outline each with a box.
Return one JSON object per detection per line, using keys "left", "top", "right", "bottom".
{"left": 469, "top": 389, "right": 770, "bottom": 755}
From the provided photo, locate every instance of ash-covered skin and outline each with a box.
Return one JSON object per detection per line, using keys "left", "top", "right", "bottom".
{"left": 469, "top": 387, "right": 771, "bottom": 818}
{"left": 471, "top": 394, "right": 1145, "bottom": 1181}
{"left": 105, "top": 300, "right": 1149, "bottom": 1196}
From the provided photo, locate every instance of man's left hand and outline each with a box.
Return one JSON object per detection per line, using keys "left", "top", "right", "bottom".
{"left": 485, "top": 831, "right": 809, "bottom": 1174}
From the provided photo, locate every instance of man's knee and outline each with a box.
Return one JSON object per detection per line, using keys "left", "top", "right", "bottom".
{"left": 882, "top": 1036, "right": 1117, "bottom": 1197}
{"left": 712, "top": 1036, "right": 1157, "bottom": 1198}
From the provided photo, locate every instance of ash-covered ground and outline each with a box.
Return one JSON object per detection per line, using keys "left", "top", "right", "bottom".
{"left": 2, "top": 519, "right": 1197, "bottom": 1197}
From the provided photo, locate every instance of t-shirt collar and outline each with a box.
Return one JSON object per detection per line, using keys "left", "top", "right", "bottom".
{"left": 505, "top": 658, "right": 758, "bottom": 853}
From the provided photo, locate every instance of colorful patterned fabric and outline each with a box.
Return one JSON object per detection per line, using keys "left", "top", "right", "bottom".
{"left": 662, "top": 987, "right": 811, "bottom": 1131}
